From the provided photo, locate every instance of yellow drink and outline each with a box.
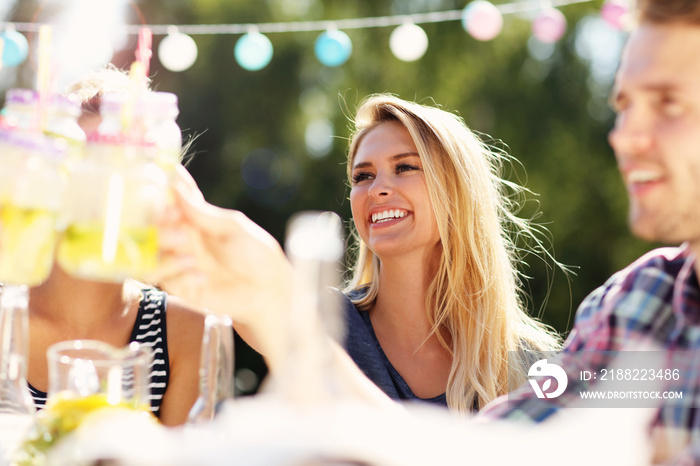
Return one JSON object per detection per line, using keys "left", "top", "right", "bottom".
{"left": 57, "top": 221, "right": 158, "bottom": 282}
{"left": 14, "top": 393, "right": 152, "bottom": 466}
{"left": 0, "top": 204, "right": 57, "bottom": 286}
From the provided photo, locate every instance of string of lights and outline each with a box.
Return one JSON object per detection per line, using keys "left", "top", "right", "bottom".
{"left": 2, "top": 0, "right": 595, "bottom": 35}
{"left": 0, "top": 0, "right": 627, "bottom": 72}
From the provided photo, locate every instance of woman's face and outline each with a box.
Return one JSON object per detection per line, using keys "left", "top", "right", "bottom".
{"left": 350, "top": 120, "right": 440, "bottom": 261}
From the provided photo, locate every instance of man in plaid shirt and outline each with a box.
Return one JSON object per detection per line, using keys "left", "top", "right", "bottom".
{"left": 481, "top": 0, "right": 700, "bottom": 460}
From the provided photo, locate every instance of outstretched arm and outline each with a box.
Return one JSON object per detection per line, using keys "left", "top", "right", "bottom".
{"left": 151, "top": 166, "right": 394, "bottom": 408}
{"left": 151, "top": 165, "right": 293, "bottom": 370}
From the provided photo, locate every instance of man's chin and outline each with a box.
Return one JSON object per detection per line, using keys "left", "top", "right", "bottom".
{"left": 629, "top": 220, "right": 682, "bottom": 245}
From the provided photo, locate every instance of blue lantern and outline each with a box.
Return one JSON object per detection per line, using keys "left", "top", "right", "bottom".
{"left": 234, "top": 32, "right": 273, "bottom": 71}
{"left": 314, "top": 30, "right": 352, "bottom": 67}
{"left": 1, "top": 30, "right": 29, "bottom": 67}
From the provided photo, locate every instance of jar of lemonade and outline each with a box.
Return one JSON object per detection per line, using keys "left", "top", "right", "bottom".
{"left": 56, "top": 93, "right": 168, "bottom": 282}
{"left": 0, "top": 132, "right": 66, "bottom": 286}
{"left": 137, "top": 91, "right": 182, "bottom": 171}
{"left": 0, "top": 88, "right": 40, "bottom": 132}
{"left": 44, "top": 94, "right": 86, "bottom": 170}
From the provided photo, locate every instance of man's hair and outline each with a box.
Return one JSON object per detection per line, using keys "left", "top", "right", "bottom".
{"left": 634, "top": 0, "right": 700, "bottom": 24}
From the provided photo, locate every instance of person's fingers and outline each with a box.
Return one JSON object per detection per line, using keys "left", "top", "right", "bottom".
{"left": 145, "top": 253, "right": 198, "bottom": 284}
{"left": 156, "top": 273, "right": 207, "bottom": 311}
{"left": 169, "top": 170, "right": 284, "bottom": 256}
{"left": 170, "top": 182, "right": 249, "bottom": 239}
{"left": 158, "top": 225, "right": 192, "bottom": 251}
{"left": 173, "top": 164, "right": 205, "bottom": 200}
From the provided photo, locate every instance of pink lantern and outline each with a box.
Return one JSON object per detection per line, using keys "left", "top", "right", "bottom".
{"left": 532, "top": 8, "right": 567, "bottom": 43}
{"left": 461, "top": 1, "right": 504, "bottom": 41}
{"left": 601, "top": 0, "right": 629, "bottom": 30}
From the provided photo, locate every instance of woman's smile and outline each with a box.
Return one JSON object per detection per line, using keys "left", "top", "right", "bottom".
{"left": 350, "top": 120, "right": 440, "bottom": 258}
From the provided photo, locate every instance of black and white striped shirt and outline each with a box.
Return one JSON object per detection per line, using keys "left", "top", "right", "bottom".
{"left": 28, "top": 288, "right": 171, "bottom": 418}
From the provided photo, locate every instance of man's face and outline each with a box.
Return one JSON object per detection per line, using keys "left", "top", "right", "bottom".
{"left": 609, "top": 22, "right": 700, "bottom": 247}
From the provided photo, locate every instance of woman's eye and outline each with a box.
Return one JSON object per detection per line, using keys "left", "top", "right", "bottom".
{"left": 352, "top": 172, "right": 373, "bottom": 184}
{"left": 396, "top": 163, "right": 420, "bottom": 173}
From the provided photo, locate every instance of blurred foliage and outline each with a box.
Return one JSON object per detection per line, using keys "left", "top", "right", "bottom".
{"left": 3, "top": 0, "right": 660, "bottom": 389}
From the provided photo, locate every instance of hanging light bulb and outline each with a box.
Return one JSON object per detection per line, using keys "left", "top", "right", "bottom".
{"left": 601, "top": 0, "right": 629, "bottom": 30}
{"left": 461, "top": 1, "right": 503, "bottom": 41}
{"left": 314, "top": 29, "right": 352, "bottom": 67}
{"left": 532, "top": 8, "right": 567, "bottom": 43}
{"left": 158, "top": 28, "right": 198, "bottom": 72}
{"left": 389, "top": 23, "right": 428, "bottom": 62}
{"left": 0, "top": 29, "right": 28, "bottom": 67}
{"left": 234, "top": 31, "right": 273, "bottom": 71}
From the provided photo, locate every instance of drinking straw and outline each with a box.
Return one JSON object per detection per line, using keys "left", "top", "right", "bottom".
{"left": 35, "top": 24, "right": 52, "bottom": 133}
{"left": 106, "top": 27, "right": 152, "bottom": 267}
{"left": 136, "top": 27, "right": 152, "bottom": 78}
{"left": 121, "top": 27, "right": 152, "bottom": 136}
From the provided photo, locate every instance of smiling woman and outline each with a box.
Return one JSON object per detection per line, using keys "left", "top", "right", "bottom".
{"left": 349, "top": 120, "right": 439, "bottom": 262}
{"left": 342, "top": 94, "right": 562, "bottom": 413}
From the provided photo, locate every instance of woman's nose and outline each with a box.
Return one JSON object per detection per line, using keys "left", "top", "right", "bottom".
{"left": 368, "top": 173, "right": 393, "bottom": 199}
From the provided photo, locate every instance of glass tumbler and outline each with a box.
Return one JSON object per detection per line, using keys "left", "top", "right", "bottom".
{"left": 0, "top": 284, "right": 35, "bottom": 415}
{"left": 57, "top": 137, "right": 168, "bottom": 282}
{"left": 0, "top": 132, "right": 66, "bottom": 286}
{"left": 46, "top": 339, "right": 152, "bottom": 411}
{"left": 14, "top": 341, "right": 153, "bottom": 465}
{"left": 187, "top": 314, "right": 234, "bottom": 424}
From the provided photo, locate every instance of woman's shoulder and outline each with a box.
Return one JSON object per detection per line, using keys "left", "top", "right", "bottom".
{"left": 339, "top": 287, "right": 371, "bottom": 322}
{"left": 162, "top": 293, "right": 206, "bottom": 333}
{"left": 138, "top": 287, "right": 206, "bottom": 350}
{"left": 140, "top": 289, "right": 205, "bottom": 426}
{"left": 138, "top": 286, "right": 205, "bottom": 320}
{"left": 345, "top": 287, "right": 368, "bottom": 301}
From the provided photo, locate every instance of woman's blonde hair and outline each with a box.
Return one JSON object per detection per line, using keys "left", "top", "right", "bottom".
{"left": 343, "top": 94, "right": 561, "bottom": 412}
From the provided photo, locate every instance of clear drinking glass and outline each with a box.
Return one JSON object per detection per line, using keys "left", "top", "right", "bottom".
{"left": 0, "top": 132, "right": 66, "bottom": 286}
{"left": 187, "top": 314, "right": 235, "bottom": 424}
{"left": 0, "top": 284, "right": 35, "bottom": 415}
{"left": 56, "top": 136, "right": 168, "bottom": 282}
{"left": 14, "top": 340, "right": 153, "bottom": 465}
{"left": 56, "top": 92, "right": 169, "bottom": 283}
{"left": 46, "top": 339, "right": 152, "bottom": 410}
{"left": 269, "top": 211, "right": 345, "bottom": 402}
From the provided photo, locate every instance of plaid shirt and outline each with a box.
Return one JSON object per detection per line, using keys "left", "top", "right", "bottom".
{"left": 480, "top": 245, "right": 700, "bottom": 453}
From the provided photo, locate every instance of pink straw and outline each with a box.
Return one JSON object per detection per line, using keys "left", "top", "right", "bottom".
{"left": 136, "top": 27, "right": 152, "bottom": 78}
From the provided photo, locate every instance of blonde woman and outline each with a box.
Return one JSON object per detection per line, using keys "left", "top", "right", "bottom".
{"left": 341, "top": 94, "right": 561, "bottom": 412}
{"left": 153, "top": 94, "right": 561, "bottom": 412}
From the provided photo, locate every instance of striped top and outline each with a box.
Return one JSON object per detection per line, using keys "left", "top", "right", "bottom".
{"left": 28, "top": 288, "right": 171, "bottom": 418}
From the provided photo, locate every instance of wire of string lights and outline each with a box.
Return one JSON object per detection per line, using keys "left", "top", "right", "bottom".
{"left": 1, "top": 0, "right": 594, "bottom": 35}
{"left": 0, "top": 0, "right": 627, "bottom": 72}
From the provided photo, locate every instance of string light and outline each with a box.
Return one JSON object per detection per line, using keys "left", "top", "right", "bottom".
{"left": 314, "top": 29, "right": 352, "bottom": 67}
{"left": 0, "top": 28, "right": 28, "bottom": 67}
{"left": 158, "top": 28, "right": 198, "bottom": 72}
{"left": 532, "top": 8, "right": 567, "bottom": 43}
{"left": 600, "top": 0, "right": 629, "bottom": 30}
{"left": 0, "top": 0, "right": 604, "bottom": 71}
{"left": 234, "top": 30, "right": 273, "bottom": 71}
{"left": 389, "top": 23, "right": 429, "bottom": 62}
{"left": 462, "top": 1, "right": 504, "bottom": 41}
